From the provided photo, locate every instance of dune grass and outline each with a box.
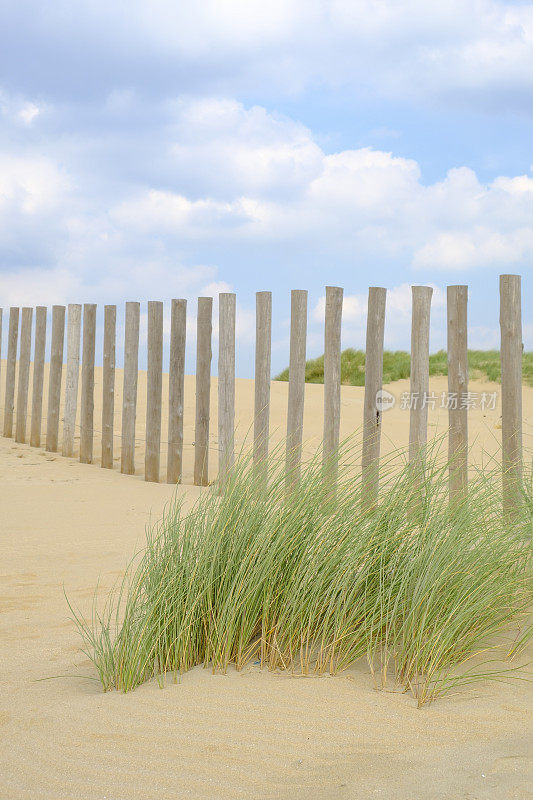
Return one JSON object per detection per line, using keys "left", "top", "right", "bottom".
{"left": 274, "top": 349, "right": 533, "bottom": 387}
{"left": 71, "top": 442, "right": 532, "bottom": 706}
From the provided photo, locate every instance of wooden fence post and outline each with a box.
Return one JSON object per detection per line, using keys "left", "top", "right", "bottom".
{"left": 102, "top": 304, "right": 116, "bottom": 469}
{"left": 62, "top": 304, "right": 82, "bottom": 457}
{"left": 30, "top": 307, "right": 47, "bottom": 448}
{"left": 361, "top": 287, "right": 387, "bottom": 507}
{"left": 447, "top": 286, "right": 468, "bottom": 502}
{"left": 409, "top": 286, "right": 433, "bottom": 465}
{"left": 0, "top": 309, "right": 2, "bottom": 416}
{"left": 145, "top": 301, "right": 163, "bottom": 482}
{"left": 286, "top": 289, "right": 307, "bottom": 488}
{"left": 323, "top": 286, "right": 343, "bottom": 482}
{"left": 46, "top": 305, "right": 65, "bottom": 452}
{"left": 194, "top": 297, "right": 212, "bottom": 486}
{"left": 3, "top": 307, "right": 19, "bottom": 438}
{"left": 15, "top": 308, "right": 33, "bottom": 443}
{"left": 499, "top": 274, "right": 522, "bottom": 515}
{"left": 253, "top": 291, "right": 272, "bottom": 479}
{"left": 218, "top": 293, "right": 236, "bottom": 487}
{"left": 80, "top": 304, "right": 96, "bottom": 464}
{"left": 121, "top": 301, "right": 140, "bottom": 475}
{"left": 167, "top": 299, "right": 187, "bottom": 484}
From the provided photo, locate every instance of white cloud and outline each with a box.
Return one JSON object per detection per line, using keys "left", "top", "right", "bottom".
{"left": 0, "top": 91, "right": 42, "bottom": 126}
{"left": 16, "top": 102, "right": 40, "bottom": 125}
{"left": 313, "top": 283, "right": 446, "bottom": 324}
{"left": 5, "top": 1, "right": 533, "bottom": 111}
{"left": 0, "top": 260, "right": 216, "bottom": 308}
{"left": 167, "top": 98, "right": 324, "bottom": 199}
{"left": 111, "top": 191, "right": 267, "bottom": 237}
{"left": 0, "top": 155, "right": 68, "bottom": 213}
{"left": 412, "top": 229, "right": 533, "bottom": 270}
{"left": 104, "top": 99, "right": 533, "bottom": 272}
{"left": 312, "top": 283, "right": 449, "bottom": 353}
{"left": 0, "top": 96, "right": 531, "bottom": 359}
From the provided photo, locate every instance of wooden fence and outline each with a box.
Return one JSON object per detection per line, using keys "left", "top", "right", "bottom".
{"left": 0, "top": 274, "right": 525, "bottom": 509}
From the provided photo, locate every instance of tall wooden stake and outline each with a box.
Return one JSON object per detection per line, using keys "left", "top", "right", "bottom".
{"left": 46, "top": 305, "right": 65, "bottom": 452}
{"left": 3, "top": 307, "right": 20, "bottom": 438}
{"left": 121, "top": 302, "right": 140, "bottom": 475}
{"left": 80, "top": 304, "right": 96, "bottom": 463}
{"left": 30, "top": 307, "right": 47, "bottom": 448}
{"left": 194, "top": 297, "right": 212, "bottom": 486}
{"left": 253, "top": 291, "right": 272, "bottom": 480}
{"left": 500, "top": 274, "right": 522, "bottom": 516}
{"left": 323, "top": 286, "right": 343, "bottom": 482}
{"left": 15, "top": 307, "right": 33, "bottom": 443}
{"left": 361, "top": 287, "right": 387, "bottom": 507}
{"left": 218, "top": 293, "right": 236, "bottom": 487}
{"left": 409, "top": 286, "right": 433, "bottom": 466}
{"left": 102, "top": 304, "right": 116, "bottom": 469}
{"left": 167, "top": 299, "right": 187, "bottom": 484}
{"left": 447, "top": 286, "right": 468, "bottom": 502}
{"left": 62, "top": 304, "right": 82, "bottom": 457}
{"left": 286, "top": 289, "right": 307, "bottom": 488}
{"left": 145, "top": 301, "right": 163, "bottom": 482}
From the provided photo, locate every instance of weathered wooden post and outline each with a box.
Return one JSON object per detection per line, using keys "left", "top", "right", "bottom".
{"left": 0, "top": 309, "right": 2, "bottom": 414}
{"left": 218, "top": 293, "right": 236, "bottom": 488}
{"left": 253, "top": 291, "right": 272, "bottom": 480}
{"left": 323, "top": 286, "right": 343, "bottom": 483}
{"left": 499, "top": 274, "right": 522, "bottom": 515}
{"left": 15, "top": 307, "right": 33, "bottom": 443}
{"left": 361, "top": 287, "right": 387, "bottom": 507}
{"left": 167, "top": 299, "right": 187, "bottom": 484}
{"left": 447, "top": 286, "right": 468, "bottom": 502}
{"left": 3, "top": 307, "right": 20, "bottom": 438}
{"left": 30, "top": 307, "right": 47, "bottom": 448}
{"left": 145, "top": 301, "right": 163, "bottom": 482}
{"left": 194, "top": 297, "right": 212, "bottom": 486}
{"left": 80, "top": 304, "right": 96, "bottom": 463}
{"left": 46, "top": 305, "right": 66, "bottom": 452}
{"left": 121, "top": 301, "right": 140, "bottom": 475}
{"left": 409, "top": 286, "right": 433, "bottom": 466}
{"left": 62, "top": 304, "right": 82, "bottom": 457}
{"left": 102, "top": 304, "right": 116, "bottom": 469}
{"left": 286, "top": 289, "right": 307, "bottom": 489}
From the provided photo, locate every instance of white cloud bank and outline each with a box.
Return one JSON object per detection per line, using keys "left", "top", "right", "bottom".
{"left": 1, "top": 97, "right": 533, "bottom": 303}
{"left": 0, "top": 96, "right": 531, "bottom": 360}
{"left": 4, "top": 1, "right": 533, "bottom": 112}
{"left": 109, "top": 98, "right": 533, "bottom": 271}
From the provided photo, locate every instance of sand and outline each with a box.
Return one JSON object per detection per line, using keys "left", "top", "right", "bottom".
{"left": 2, "top": 359, "right": 531, "bottom": 479}
{"left": 1, "top": 375, "right": 532, "bottom": 799}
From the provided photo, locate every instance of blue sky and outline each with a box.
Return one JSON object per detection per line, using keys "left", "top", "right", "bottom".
{"left": 0, "top": 0, "right": 532, "bottom": 375}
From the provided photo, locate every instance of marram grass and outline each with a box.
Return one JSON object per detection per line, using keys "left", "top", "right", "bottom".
{"left": 274, "top": 348, "right": 533, "bottom": 387}
{"left": 70, "top": 442, "right": 532, "bottom": 706}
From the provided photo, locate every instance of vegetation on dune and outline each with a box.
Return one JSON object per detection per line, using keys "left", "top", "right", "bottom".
{"left": 274, "top": 349, "right": 533, "bottom": 387}
{"left": 71, "top": 442, "right": 532, "bottom": 706}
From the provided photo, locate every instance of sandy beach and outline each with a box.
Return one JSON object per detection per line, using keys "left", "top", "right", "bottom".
{"left": 1, "top": 375, "right": 532, "bottom": 799}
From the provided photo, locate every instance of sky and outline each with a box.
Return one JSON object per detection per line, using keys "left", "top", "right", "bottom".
{"left": 0, "top": 0, "right": 532, "bottom": 375}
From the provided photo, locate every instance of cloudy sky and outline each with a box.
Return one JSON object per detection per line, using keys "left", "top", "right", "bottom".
{"left": 1, "top": 0, "right": 532, "bottom": 374}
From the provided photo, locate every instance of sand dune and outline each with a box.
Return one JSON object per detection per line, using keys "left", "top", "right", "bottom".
{"left": 1, "top": 375, "right": 532, "bottom": 799}
{"left": 2, "top": 359, "right": 532, "bottom": 480}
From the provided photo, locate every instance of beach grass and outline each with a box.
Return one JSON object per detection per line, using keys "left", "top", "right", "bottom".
{"left": 70, "top": 442, "right": 532, "bottom": 706}
{"left": 274, "top": 349, "right": 533, "bottom": 387}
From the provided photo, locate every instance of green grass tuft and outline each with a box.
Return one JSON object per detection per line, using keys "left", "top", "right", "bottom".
{"left": 274, "top": 349, "right": 533, "bottom": 387}
{"left": 70, "top": 442, "right": 532, "bottom": 706}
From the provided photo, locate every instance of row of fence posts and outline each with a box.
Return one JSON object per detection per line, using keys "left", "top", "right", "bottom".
{"left": 0, "top": 274, "right": 524, "bottom": 510}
